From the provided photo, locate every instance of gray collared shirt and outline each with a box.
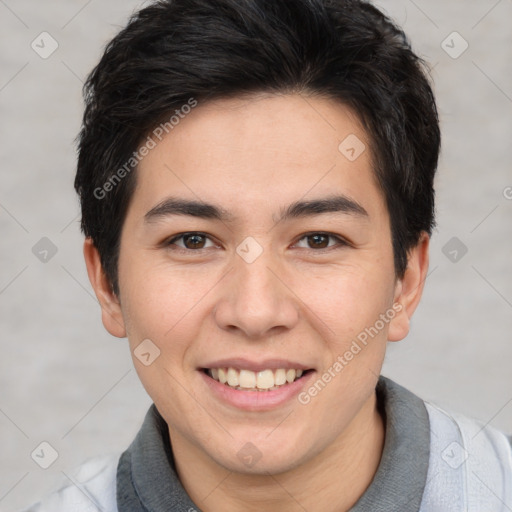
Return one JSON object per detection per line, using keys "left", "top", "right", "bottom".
{"left": 116, "top": 376, "right": 431, "bottom": 511}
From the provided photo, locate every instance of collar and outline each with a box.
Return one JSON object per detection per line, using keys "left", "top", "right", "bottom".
{"left": 116, "top": 375, "right": 430, "bottom": 511}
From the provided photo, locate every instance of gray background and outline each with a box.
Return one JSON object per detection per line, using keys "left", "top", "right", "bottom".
{"left": 1, "top": 0, "right": 511, "bottom": 510}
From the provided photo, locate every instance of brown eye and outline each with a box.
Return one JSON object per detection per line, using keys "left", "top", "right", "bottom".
{"left": 167, "top": 232, "right": 216, "bottom": 251}
{"left": 307, "top": 234, "right": 329, "bottom": 249}
{"left": 295, "top": 232, "right": 348, "bottom": 250}
{"left": 182, "top": 233, "right": 206, "bottom": 249}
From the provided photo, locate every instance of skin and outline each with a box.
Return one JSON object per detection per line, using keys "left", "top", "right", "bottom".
{"left": 84, "top": 92, "right": 429, "bottom": 512}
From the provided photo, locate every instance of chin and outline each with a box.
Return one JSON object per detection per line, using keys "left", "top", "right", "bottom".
{"left": 218, "top": 449, "right": 305, "bottom": 476}
{"left": 202, "top": 431, "right": 313, "bottom": 476}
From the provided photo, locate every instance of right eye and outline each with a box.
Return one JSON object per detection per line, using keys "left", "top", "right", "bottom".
{"left": 165, "top": 232, "right": 218, "bottom": 252}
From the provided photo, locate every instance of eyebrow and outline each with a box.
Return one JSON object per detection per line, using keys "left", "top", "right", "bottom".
{"left": 144, "top": 194, "right": 369, "bottom": 225}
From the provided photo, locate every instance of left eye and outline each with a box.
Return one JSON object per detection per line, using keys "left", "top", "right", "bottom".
{"left": 294, "top": 233, "right": 347, "bottom": 250}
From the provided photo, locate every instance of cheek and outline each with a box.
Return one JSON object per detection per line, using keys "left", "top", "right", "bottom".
{"left": 118, "top": 266, "right": 210, "bottom": 412}
{"left": 299, "top": 263, "right": 396, "bottom": 346}
{"left": 293, "top": 270, "right": 391, "bottom": 441}
{"left": 119, "top": 259, "right": 211, "bottom": 349}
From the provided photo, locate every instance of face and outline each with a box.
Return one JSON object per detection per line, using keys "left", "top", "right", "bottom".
{"left": 86, "top": 92, "right": 427, "bottom": 475}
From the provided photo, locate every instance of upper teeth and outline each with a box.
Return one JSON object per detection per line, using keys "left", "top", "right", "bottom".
{"left": 209, "top": 367, "right": 304, "bottom": 390}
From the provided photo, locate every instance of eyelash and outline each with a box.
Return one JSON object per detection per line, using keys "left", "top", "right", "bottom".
{"left": 165, "top": 231, "right": 350, "bottom": 254}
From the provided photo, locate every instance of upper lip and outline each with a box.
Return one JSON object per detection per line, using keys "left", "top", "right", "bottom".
{"left": 199, "top": 358, "right": 314, "bottom": 372}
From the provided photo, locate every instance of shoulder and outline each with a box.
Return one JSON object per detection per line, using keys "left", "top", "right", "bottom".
{"left": 425, "top": 400, "right": 512, "bottom": 461}
{"left": 22, "top": 454, "right": 120, "bottom": 512}
{"left": 420, "top": 401, "right": 512, "bottom": 511}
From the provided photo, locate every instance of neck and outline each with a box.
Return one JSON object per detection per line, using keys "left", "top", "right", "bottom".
{"left": 171, "top": 391, "right": 385, "bottom": 512}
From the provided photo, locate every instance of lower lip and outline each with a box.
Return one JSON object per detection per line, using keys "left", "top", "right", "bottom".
{"left": 199, "top": 370, "right": 315, "bottom": 411}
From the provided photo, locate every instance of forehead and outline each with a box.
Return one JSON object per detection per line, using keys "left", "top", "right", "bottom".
{"left": 128, "top": 93, "right": 386, "bottom": 225}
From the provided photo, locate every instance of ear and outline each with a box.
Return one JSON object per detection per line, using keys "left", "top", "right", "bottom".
{"left": 387, "top": 232, "right": 430, "bottom": 342}
{"left": 83, "top": 237, "right": 127, "bottom": 338}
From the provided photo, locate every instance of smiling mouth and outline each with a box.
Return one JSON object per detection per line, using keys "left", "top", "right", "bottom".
{"left": 202, "top": 367, "right": 313, "bottom": 391}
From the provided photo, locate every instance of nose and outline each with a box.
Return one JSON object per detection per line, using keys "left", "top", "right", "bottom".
{"left": 213, "top": 250, "right": 300, "bottom": 339}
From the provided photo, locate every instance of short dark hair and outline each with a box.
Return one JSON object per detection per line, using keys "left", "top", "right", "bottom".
{"left": 75, "top": 0, "right": 441, "bottom": 296}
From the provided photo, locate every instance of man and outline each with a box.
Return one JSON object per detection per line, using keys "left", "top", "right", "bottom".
{"left": 25, "top": 0, "right": 512, "bottom": 510}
